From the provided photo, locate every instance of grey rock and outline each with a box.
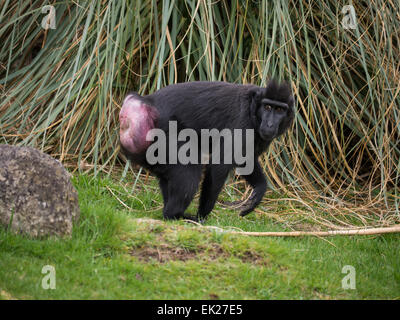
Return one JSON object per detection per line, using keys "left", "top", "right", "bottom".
{"left": 0, "top": 144, "right": 80, "bottom": 237}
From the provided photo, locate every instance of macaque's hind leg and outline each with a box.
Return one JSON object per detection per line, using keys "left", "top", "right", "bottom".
{"left": 162, "top": 165, "right": 202, "bottom": 221}
{"left": 158, "top": 177, "right": 169, "bottom": 206}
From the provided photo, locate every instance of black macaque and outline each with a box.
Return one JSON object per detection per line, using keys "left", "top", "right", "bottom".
{"left": 119, "top": 81, "right": 294, "bottom": 222}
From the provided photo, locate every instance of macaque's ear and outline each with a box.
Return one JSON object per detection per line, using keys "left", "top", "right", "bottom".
{"left": 248, "top": 88, "right": 263, "bottom": 128}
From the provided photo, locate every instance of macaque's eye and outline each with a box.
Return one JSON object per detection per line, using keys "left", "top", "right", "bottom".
{"left": 264, "top": 105, "right": 272, "bottom": 111}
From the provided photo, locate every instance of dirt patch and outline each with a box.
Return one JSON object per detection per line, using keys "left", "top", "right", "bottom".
{"left": 130, "top": 244, "right": 198, "bottom": 263}
{"left": 130, "top": 218, "right": 270, "bottom": 265}
{"left": 130, "top": 243, "right": 268, "bottom": 265}
{"left": 238, "top": 249, "right": 268, "bottom": 265}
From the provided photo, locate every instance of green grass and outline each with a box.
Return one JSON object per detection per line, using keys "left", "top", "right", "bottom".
{"left": 0, "top": 174, "right": 399, "bottom": 300}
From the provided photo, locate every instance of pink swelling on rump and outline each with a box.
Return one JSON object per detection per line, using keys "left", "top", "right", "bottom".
{"left": 119, "top": 94, "right": 158, "bottom": 154}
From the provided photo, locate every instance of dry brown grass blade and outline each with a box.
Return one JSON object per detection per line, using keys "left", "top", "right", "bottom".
{"left": 229, "top": 225, "right": 400, "bottom": 237}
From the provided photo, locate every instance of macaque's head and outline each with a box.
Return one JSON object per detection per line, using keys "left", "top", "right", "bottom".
{"left": 250, "top": 81, "right": 295, "bottom": 141}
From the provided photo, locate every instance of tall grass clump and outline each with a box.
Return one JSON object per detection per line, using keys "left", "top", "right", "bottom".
{"left": 1, "top": 0, "right": 399, "bottom": 228}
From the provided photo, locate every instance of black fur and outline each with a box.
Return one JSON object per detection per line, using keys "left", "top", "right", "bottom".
{"left": 120, "top": 81, "right": 294, "bottom": 221}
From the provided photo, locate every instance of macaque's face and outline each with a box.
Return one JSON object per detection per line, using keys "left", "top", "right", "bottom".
{"left": 256, "top": 101, "right": 288, "bottom": 140}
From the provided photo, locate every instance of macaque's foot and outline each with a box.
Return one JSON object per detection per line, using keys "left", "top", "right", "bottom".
{"left": 238, "top": 200, "right": 257, "bottom": 217}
